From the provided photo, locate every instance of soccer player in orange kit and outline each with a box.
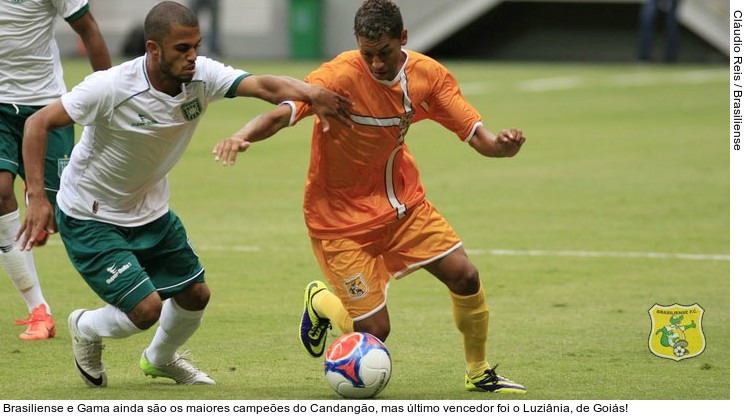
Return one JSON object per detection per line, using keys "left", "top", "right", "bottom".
{"left": 213, "top": 0, "right": 526, "bottom": 393}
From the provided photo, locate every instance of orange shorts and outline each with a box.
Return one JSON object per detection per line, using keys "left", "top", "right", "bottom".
{"left": 310, "top": 200, "right": 462, "bottom": 321}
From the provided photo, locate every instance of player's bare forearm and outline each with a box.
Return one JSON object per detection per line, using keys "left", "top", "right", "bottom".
{"left": 237, "top": 76, "right": 353, "bottom": 130}
{"left": 240, "top": 75, "right": 305, "bottom": 104}
{"left": 240, "top": 106, "right": 291, "bottom": 143}
{"left": 469, "top": 125, "right": 526, "bottom": 158}
{"left": 22, "top": 119, "right": 50, "bottom": 204}
{"left": 213, "top": 105, "right": 292, "bottom": 166}
{"left": 239, "top": 75, "right": 332, "bottom": 106}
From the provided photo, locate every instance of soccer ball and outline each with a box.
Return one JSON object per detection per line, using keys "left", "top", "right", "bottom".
{"left": 673, "top": 341, "right": 689, "bottom": 357}
{"left": 324, "top": 332, "right": 392, "bottom": 399}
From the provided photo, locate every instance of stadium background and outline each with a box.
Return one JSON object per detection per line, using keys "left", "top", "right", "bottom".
{"left": 53, "top": 0, "right": 728, "bottom": 63}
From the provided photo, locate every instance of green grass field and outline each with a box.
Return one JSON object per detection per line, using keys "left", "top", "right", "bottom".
{"left": 0, "top": 59, "right": 729, "bottom": 401}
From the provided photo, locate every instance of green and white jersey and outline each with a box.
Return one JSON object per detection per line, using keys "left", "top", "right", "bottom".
{"left": 0, "top": 0, "right": 89, "bottom": 105}
{"left": 58, "top": 55, "right": 249, "bottom": 226}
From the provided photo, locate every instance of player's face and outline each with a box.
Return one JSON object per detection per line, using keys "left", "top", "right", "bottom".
{"left": 155, "top": 24, "right": 201, "bottom": 84}
{"left": 357, "top": 31, "right": 407, "bottom": 81}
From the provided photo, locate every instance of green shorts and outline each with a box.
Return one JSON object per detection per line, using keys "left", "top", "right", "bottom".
{"left": 56, "top": 208, "right": 205, "bottom": 313}
{"left": 0, "top": 102, "right": 73, "bottom": 204}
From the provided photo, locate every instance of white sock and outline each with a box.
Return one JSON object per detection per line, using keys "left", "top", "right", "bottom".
{"left": 145, "top": 298, "right": 204, "bottom": 366}
{"left": 0, "top": 210, "right": 49, "bottom": 314}
{"left": 77, "top": 304, "right": 142, "bottom": 341}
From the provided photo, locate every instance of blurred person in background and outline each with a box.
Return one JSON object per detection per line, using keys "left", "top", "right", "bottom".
{"left": 190, "top": 0, "right": 222, "bottom": 57}
{"left": 638, "top": 0, "right": 680, "bottom": 63}
{"left": 0, "top": 0, "right": 111, "bottom": 341}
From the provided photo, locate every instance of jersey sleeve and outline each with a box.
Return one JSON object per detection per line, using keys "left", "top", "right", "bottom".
{"left": 288, "top": 61, "right": 338, "bottom": 126}
{"left": 60, "top": 69, "right": 113, "bottom": 126}
{"left": 427, "top": 64, "right": 482, "bottom": 142}
{"left": 198, "top": 57, "right": 250, "bottom": 102}
{"left": 54, "top": 0, "right": 89, "bottom": 22}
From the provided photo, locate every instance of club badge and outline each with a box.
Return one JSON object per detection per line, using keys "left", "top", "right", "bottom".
{"left": 648, "top": 303, "right": 705, "bottom": 361}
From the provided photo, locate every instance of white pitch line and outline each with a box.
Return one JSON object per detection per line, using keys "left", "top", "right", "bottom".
{"left": 518, "top": 69, "right": 727, "bottom": 93}
{"left": 466, "top": 249, "right": 729, "bottom": 261}
{"left": 197, "top": 244, "right": 261, "bottom": 252}
{"left": 41, "top": 240, "right": 727, "bottom": 260}
{"left": 195, "top": 244, "right": 727, "bottom": 261}
{"left": 518, "top": 76, "right": 584, "bottom": 92}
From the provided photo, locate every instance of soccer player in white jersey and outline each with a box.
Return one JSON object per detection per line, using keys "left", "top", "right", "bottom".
{"left": 17, "top": 1, "right": 352, "bottom": 387}
{"left": 0, "top": 0, "right": 111, "bottom": 341}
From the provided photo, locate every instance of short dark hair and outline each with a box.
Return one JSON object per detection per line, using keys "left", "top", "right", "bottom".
{"left": 353, "top": 0, "right": 403, "bottom": 40}
{"left": 144, "top": 1, "right": 199, "bottom": 45}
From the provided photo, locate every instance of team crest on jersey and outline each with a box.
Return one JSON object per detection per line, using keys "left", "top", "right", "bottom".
{"left": 648, "top": 303, "right": 705, "bottom": 361}
{"left": 343, "top": 273, "right": 369, "bottom": 301}
{"left": 57, "top": 158, "right": 69, "bottom": 177}
{"left": 180, "top": 99, "right": 202, "bottom": 121}
{"left": 398, "top": 111, "right": 414, "bottom": 128}
{"left": 397, "top": 110, "right": 414, "bottom": 142}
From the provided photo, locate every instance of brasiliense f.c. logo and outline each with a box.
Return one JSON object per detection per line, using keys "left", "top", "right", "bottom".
{"left": 648, "top": 303, "right": 705, "bottom": 361}
{"left": 181, "top": 98, "right": 202, "bottom": 121}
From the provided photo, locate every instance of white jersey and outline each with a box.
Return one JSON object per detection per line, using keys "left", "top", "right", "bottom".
{"left": 57, "top": 55, "right": 249, "bottom": 226}
{"left": 0, "top": 0, "right": 89, "bottom": 106}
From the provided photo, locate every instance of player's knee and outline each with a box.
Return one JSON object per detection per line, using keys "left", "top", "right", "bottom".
{"left": 0, "top": 192, "right": 18, "bottom": 214}
{"left": 191, "top": 288, "right": 211, "bottom": 310}
{"left": 128, "top": 298, "right": 162, "bottom": 330}
{"left": 451, "top": 264, "right": 480, "bottom": 296}
{"left": 178, "top": 282, "right": 211, "bottom": 311}
{"left": 354, "top": 321, "right": 391, "bottom": 342}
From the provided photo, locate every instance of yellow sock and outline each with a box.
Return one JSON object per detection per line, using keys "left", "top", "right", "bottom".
{"left": 451, "top": 285, "right": 491, "bottom": 378}
{"left": 313, "top": 288, "right": 354, "bottom": 334}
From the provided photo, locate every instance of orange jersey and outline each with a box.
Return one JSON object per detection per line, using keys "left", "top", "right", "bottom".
{"left": 290, "top": 50, "right": 482, "bottom": 239}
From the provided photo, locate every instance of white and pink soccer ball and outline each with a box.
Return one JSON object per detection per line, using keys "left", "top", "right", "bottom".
{"left": 324, "top": 332, "right": 392, "bottom": 398}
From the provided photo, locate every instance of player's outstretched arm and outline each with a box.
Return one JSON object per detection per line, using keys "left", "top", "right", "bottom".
{"left": 235, "top": 75, "right": 352, "bottom": 132}
{"left": 213, "top": 104, "right": 293, "bottom": 166}
{"left": 468, "top": 125, "right": 526, "bottom": 158}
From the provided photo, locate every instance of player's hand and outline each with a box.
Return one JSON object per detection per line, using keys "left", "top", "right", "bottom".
{"left": 309, "top": 86, "right": 354, "bottom": 132}
{"left": 213, "top": 136, "right": 251, "bottom": 166}
{"left": 16, "top": 198, "right": 56, "bottom": 251}
{"left": 494, "top": 128, "right": 526, "bottom": 157}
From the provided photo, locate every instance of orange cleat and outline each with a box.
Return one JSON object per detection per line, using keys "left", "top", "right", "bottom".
{"left": 15, "top": 304, "right": 56, "bottom": 340}
{"left": 34, "top": 230, "right": 49, "bottom": 246}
